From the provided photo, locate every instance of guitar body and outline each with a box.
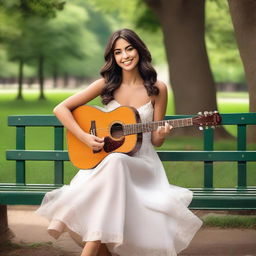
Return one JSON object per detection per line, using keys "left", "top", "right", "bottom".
{"left": 67, "top": 105, "right": 142, "bottom": 169}
{"left": 67, "top": 105, "right": 221, "bottom": 170}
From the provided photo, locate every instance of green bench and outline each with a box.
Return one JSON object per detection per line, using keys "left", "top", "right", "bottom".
{"left": 1, "top": 113, "right": 256, "bottom": 233}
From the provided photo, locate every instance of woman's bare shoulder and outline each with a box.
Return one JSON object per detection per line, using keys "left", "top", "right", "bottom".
{"left": 80, "top": 78, "right": 106, "bottom": 97}
{"left": 154, "top": 80, "right": 168, "bottom": 102}
{"left": 151, "top": 80, "right": 168, "bottom": 106}
{"left": 88, "top": 78, "right": 105, "bottom": 89}
{"left": 155, "top": 80, "right": 168, "bottom": 92}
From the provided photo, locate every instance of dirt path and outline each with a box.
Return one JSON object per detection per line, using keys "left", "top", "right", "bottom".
{"left": 181, "top": 227, "right": 256, "bottom": 255}
{"left": 2, "top": 206, "right": 256, "bottom": 256}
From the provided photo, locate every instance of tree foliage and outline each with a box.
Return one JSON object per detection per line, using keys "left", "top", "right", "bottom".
{"left": 0, "top": 0, "right": 114, "bottom": 82}
{"left": 0, "top": 0, "right": 247, "bottom": 86}
{"left": 0, "top": 0, "right": 64, "bottom": 18}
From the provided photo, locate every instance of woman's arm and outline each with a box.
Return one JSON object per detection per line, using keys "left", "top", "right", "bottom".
{"left": 151, "top": 81, "right": 172, "bottom": 147}
{"left": 53, "top": 78, "right": 106, "bottom": 151}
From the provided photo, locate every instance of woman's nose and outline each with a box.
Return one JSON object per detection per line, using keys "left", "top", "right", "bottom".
{"left": 122, "top": 51, "right": 128, "bottom": 58}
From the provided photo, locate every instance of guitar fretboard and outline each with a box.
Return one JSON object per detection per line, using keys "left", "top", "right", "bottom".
{"left": 123, "top": 118, "right": 193, "bottom": 135}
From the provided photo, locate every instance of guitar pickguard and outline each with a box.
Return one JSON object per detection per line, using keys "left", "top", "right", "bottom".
{"left": 104, "top": 136, "right": 125, "bottom": 153}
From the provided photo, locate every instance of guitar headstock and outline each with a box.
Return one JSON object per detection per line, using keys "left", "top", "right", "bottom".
{"left": 192, "top": 111, "right": 222, "bottom": 130}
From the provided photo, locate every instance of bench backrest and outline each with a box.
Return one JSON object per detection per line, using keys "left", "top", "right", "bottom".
{"left": 6, "top": 113, "right": 256, "bottom": 188}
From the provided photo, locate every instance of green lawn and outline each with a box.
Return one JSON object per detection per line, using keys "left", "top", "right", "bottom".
{"left": 0, "top": 90, "right": 255, "bottom": 187}
{"left": 202, "top": 214, "right": 256, "bottom": 228}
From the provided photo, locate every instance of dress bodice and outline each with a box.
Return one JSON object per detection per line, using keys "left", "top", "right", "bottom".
{"left": 105, "top": 99, "right": 154, "bottom": 122}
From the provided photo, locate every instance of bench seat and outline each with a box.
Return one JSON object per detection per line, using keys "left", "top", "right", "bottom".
{"left": 189, "top": 187, "right": 256, "bottom": 210}
{"left": 1, "top": 183, "right": 255, "bottom": 209}
{"left": 0, "top": 184, "right": 61, "bottom": 205}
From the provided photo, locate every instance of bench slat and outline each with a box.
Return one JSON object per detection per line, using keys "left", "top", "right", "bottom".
{"left": 8, "top": 113, "right": 256, "bottom": 127}
{"left": 7, "top": 150, "right": 69, "bottom": 160}
{"left": 1, "top": 186, "right": 255, "bottom": 209}
{"left": 8, "top": 115, "right": 62, "bottom": 126}
{"left": 158, "top": 151, "right": 256, "bottom": 161}
{"left": 6, "top": 150, "right": 256, "bottom": 161}
{"left": 1, "top": 185, "right": 255, "bottom": 193}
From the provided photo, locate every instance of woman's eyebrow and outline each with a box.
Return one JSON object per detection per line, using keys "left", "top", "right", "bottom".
{"left": 114, "top": 45, "right": 132, "bottom": 51}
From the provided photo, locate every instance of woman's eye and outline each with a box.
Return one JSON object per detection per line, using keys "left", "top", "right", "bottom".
{"left": 114, "top": 51, "right": 121, "bottom": 55}
{"left": 127, "top": 47, "right": 134, "bottom": 51}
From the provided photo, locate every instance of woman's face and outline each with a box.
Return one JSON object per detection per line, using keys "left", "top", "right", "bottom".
{"left": 113, "top": 38, "right": 139, "bottom": 71}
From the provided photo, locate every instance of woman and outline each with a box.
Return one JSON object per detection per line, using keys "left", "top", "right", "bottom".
{"left": 36, "top": 28, "right": 202, "bottom": 256}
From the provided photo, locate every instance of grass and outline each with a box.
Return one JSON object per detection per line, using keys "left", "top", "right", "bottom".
{"left": 0, "top": 240, "right": 69, "bottom": 256}
{"left": 0, "top": 89, "right": 255, "bottom": 187}
{"left": 0, "top": 241, "right": 53, "bottom": 249}
{"left": 202, "top": 214, "right": 256, "bottom": 229}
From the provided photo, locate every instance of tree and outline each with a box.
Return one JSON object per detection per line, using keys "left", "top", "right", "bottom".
{"left": 143, "top": 0, "right": 217, "bottom": 115}
{"left": 227, "top": 0, "right": 256, "bottom": 142}
{"left": 6, "top": 25, "right": 34, "bottom": 99}
{"left": 44, "top": 3, "right": 103, "bottom": 88}
{"left": 1, "top": 1, "right": 113, "bottom": 97}
{"left": 22, "top": 4, "right": 90, "bottom": 99}
{"left": 0, "top": 0, "right": 64, "bottom": 99}
{"left": 141, "top": 0, "right": 235, "bottom": 138}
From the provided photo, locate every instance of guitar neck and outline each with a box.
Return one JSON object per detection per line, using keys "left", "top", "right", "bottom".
{"left": 123, "top": 118, "right": 193, "bottom": 135}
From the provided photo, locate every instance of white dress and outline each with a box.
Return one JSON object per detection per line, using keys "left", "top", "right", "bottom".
{"left": 36, "top": 100, "right": 203, "bottom": 256}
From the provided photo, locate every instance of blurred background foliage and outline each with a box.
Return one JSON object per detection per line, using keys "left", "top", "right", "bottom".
{"left": 0, "top": 0, "right": 245, "bottom": 86}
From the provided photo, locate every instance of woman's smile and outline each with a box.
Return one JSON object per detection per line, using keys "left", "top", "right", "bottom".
{"left": 122, "top": 58, "right": 133, "bottom": 65}
{"left": 114, "top": 38, "right": 139, "bottom": 71}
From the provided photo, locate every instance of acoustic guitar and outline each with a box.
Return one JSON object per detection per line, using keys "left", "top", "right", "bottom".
{"left": 67, "top": 105, "right": 221, "bottom": 169}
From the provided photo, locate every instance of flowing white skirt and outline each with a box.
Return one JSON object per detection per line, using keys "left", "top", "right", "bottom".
{"left": 36, "top": 138, "right": 202, "bottom": 256}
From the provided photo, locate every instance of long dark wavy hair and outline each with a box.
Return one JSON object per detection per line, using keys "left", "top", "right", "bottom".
{"left": 100, "top": 28, "right": 159, "bottom": 105}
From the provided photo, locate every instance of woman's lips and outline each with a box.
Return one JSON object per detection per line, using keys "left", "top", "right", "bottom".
{"left": 122, "top": 59, "right": 133, "bottom": 65}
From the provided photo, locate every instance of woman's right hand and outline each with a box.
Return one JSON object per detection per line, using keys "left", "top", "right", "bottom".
{"left": 81, "top": 133, "right": 105, "bottom": 151}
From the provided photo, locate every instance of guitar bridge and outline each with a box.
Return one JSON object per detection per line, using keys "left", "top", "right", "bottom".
{"left": 90, "top": 120, "right": 102, "bottom": 153}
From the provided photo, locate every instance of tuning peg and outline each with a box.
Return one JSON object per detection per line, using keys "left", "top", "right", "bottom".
{"left": 211, "top": 126, "right": 215, "bottom": 129}
{"left": 204, "top": 111, "right": 209, "bottom": 116}
{"left": 214, "top": 110, "right": 218, "bottom": 113}
{"left": 199, "top": 126, "right": 204, "bottom": 131}
{"left": 198, "top": 111, "right": 202, "bottom": 115}
{"left": 205, "top": 126, "right": 209, "bottom": 129}
{"left": 209, "top": 111, "right": 213, "bottom": 115}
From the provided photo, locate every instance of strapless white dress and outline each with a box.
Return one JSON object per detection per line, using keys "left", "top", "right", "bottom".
{"left": 36, "top": 100, "right": 202, "bottom": 256}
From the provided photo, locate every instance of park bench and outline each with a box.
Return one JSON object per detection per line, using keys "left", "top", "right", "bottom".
{"left": 0, "top": 112, "right": 256, "bottom": 235}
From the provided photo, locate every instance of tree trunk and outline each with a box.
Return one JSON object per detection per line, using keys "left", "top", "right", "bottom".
{"left": 145, "top": 0, "right": 231, "bottom": 138}
{"left": 38, "top": 55, "right": 45, "bottom": 100}
{"left": 16, "top": 59, "right": 24, "bottom": 100}
{"left": 63, "top": 72, "right": 69, "bottom": 88}
{"left": 0, "top": 205, "right": 13, "bottom": 244}
{"left": 228, "top": 0, "right": 256, "bottom": 143}
{"left": 27, "top": 77, "right": 33, "bottom": 89}
{"left": 53, "top": 63, "right": 59, "bottom": 88}
{"left": 75, "top": 76, "right": 82, "bottom": 87}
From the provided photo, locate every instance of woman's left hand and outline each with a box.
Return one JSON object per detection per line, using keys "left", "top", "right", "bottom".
{"left": 156, "top": 122, "right": 173, "bottom": 139}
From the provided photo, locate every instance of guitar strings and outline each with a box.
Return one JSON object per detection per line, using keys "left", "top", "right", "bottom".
{"left": 93, "top": 120, "right": 177, "bottom": 132}
{"left": 94, "top": 122, "right": 159, "bottom": 132}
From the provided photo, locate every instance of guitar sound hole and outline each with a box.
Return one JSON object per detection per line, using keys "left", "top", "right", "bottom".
{"left": 110, "top": 123, "right": 124, "bottom": 139}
